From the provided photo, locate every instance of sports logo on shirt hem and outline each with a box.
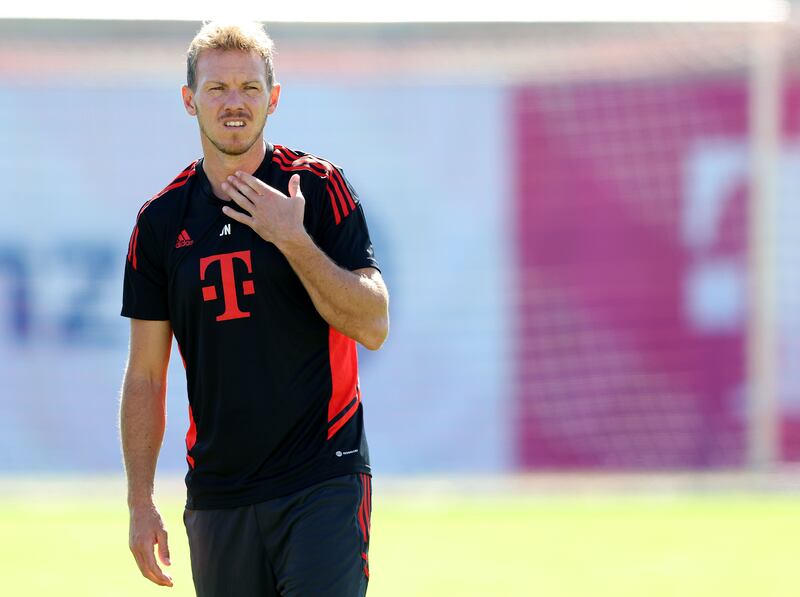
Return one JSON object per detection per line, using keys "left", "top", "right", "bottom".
{"left": 335, "top": 449, "right": 359, "bottom": 457}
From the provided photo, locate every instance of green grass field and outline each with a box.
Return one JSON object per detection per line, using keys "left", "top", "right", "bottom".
{"left": 1, "top": 484, "right": 798, "bottom": 596}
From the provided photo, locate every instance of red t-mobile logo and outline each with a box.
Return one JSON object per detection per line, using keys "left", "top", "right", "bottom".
{"left": 200, "top": 250, "right": 256, "bottom": 321}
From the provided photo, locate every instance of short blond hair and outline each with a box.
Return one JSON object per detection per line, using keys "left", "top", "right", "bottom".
{"left": 186, "top": 20, "right": 276, "bottom": 90}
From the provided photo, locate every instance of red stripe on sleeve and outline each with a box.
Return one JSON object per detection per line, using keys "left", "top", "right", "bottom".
{"left": 329, "top": 168, "right": 357, "bottom": 212}
{"left": 141, "top": 162, "right": 198, "bottom": 215}
{"left": 326, "top": 185, "right": 342, "bottom": 225}
{"left": 127, "top": 225, "right": 137, "bottom": 264}
{"left": 276, "top": 145, "right": 310, "bottom": 166}
{"left": 156, "top": 172, "right": 196, "bottom": 198}
{"left": 131, "top": 226, "right": 140, "bottom": 270}
{"left": 273, "top": 148, "right": 330, "bottom": 178}
{"left": 134, "top": 160, "right": 198, "bottom": 227}
{"left": 272, "top": 158, "right": 333, "bottom": 180}
{"left": 327, "top": 174, "right": 352, "bottom": 219}
{"left": 129, "top": 161, "right": 199, "bottom": 272}
{"left": 285, "top": 148, "right": 355, "bottom": 218}
{"left": 271, "top": 151, "right": 351, "bottom": 222}
{"left": 274, "top": 147, "right": 355, "bottom": 220}
{"left": 279, "top": 146, "right": 336, "bottom": 179}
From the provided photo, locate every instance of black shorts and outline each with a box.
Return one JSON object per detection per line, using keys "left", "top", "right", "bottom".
{"left": 183, "top": 473, "right": 372, "bottom": 597}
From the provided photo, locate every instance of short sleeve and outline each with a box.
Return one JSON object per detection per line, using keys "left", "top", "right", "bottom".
{"left": 316, "top": 167, "right": 381, "bottom": 273}
{"left": 121, "top": 211, "right": 170, "bottom": 320}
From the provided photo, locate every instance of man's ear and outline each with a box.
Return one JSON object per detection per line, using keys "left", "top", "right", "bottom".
{"left": 267, "top": 82, "right": 281, "bottom": 116}
{"left": 182, "top": 85, "right": 197, "bottom": 116}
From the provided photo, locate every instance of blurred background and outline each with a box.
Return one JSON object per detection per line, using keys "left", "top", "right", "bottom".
{"left": 2, "top": 2, "right": 800, "bottom": 595}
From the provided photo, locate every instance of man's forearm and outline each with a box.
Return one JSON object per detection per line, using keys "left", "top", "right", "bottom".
{"left": 277, "top": 231, "right": 388, "bottom": 349}
{"left": 120, "top": 375, "right": 167, "bottom": 507}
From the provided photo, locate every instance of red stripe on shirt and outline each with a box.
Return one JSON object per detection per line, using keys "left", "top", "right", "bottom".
{"left": 327, "top": 326, "right": 359, "bottom": 440}
{"left": 186, "top": 404, "right": 197, "bottom": 469}
{"left": 153, "top": 170, "right": 196, "bottom": 200}
{"left": 271, "top": 158, "right": 331, "bottom": 179}
{"left": 321, "top": 164, "right": 355, "bottom": 214}
{"left": 277, "top": 147, "right": 356, "bottom": 220}
{"left": 326, "top": 185, "right": 343, "bottom": 225}
{"left": 131, "top": 226, "right": 140, "bottom": 270}
{"left": 281, "top": 146, "right": 356, "bottom": 214}
{"left": 273, "top": 147, "right": 330, "bottom": 178}
{"left": 327, "top": 173, "right": 351, "bottom": 219}
{"left": 137, "top": 161, "right": 199, "bottom": 218}
{"left": 323, "top": 176, "right": 349, "bottom": 221}
{"left": 274, "top": 147, "right": 357, "bottom": 223}
{"left": 127, "top": 225, "right": 137, "bottom": 264}
{"left": 272, "top": 151, "right": 346, "bottom": 224}
{"left": 130, "top": 161, "right": 198, "bottom": 270}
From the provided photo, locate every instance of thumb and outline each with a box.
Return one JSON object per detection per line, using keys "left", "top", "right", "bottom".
{"left": 157, "top": 529, "right": 171, "bottom": 566}
{"left": 288, "top": 173, "right": 303, "bottom": 198}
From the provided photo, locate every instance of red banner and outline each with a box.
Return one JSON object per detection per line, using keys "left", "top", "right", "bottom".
{"left": 513, "top": 77, "right": 800, "bottom": 468}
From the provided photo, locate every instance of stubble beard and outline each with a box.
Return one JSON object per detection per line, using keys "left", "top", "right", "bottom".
{"left": 197, "top": 108, "right": 267, "bottom": 157}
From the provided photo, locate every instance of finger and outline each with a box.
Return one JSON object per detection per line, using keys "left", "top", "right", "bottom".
{"left": 157, "top": 529, "right": 171, "bottom": 566}
{"left": 222, "top": 205, "right": 254, "bottom": 227}
{"left": 288, "top": 173, "right": 303, "bottom": 199}
{"left": 226, "top": 175, "right": 261, "bottom": 203}
{"left": 235, "top": 171, "right": 283, "bottom": 197}
{"left": 141, "top": 543, "right": 174, "bottom": 586}
{"left": 132, "top": 545, "right": 172, "bottom": 586}
{"left": 221, "top": 181, "right": 255, "bottom": 211}
{"left": 292, "top": 155, "right": 332, "bottom": 175}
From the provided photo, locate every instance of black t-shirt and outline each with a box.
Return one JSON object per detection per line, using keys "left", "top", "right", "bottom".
{"left": 121, "top": 142, "right": 379, "bottom": 509}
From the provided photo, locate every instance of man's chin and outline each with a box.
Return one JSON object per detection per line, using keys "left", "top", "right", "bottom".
{"left": 213, "top": 139, "right": 260, "bottom": 157}
{"left": 217, "top": 145, "right": 250, "bottom": 157}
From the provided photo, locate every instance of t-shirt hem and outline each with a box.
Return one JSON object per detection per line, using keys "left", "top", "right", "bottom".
{"left": 120, "top": 308, "right": 170, "bottom": 321}
{"left": 184, "top": 463, "right": 372, "bottom": 510}
{"left": 347, "top": 260, "right": 381, "bottom": 273}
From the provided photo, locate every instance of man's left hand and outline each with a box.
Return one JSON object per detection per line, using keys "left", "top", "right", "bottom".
{"left": 221, "top": 171, "right": 307, "bottom": 248}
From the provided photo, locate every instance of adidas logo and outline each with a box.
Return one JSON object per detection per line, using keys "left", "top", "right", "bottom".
{"left": 175, "top": 229, "right": 194, "bottom": 248}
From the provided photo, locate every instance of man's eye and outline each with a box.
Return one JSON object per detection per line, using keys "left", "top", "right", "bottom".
{"left": 209, "top": 87, "right": 223, "bottom": 91}
{"left": 246, "top": 86, "right": 258, "bottom": 91}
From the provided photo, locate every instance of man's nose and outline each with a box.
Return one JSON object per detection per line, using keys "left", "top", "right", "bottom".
{"left": 223, "top": 89, "right": 247, "bottom": 109}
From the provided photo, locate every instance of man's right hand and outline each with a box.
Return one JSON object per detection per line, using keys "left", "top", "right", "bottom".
{"left": 128, "top": 502, "right": 173, "bottom": 587}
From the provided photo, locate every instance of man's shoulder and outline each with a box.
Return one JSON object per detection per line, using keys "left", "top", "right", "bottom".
{"left": 272, "top": 145, "right": 362, "bottom": 226}
{"left": 135, "top": 159, "right": 200, "bottom": 224}
{"left": 271, "top": 144, "right": 343, "bottom": 184}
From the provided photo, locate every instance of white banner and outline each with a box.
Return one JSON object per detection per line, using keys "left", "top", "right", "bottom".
{"left": 0, "top": 81, "right": 512, "bottom": 473}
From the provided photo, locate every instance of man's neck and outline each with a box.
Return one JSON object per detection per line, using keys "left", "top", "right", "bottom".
{"left": 201, "top": 138, "right": 267, "bottom": 199}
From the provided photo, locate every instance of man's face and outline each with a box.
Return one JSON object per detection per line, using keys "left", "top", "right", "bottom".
{"left": 182, "top": 49, "right": 279, "bottom": 156}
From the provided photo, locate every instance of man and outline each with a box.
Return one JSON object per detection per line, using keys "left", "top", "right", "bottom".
{"left": 119, "top": 20, "right": 388, "bottom": 597}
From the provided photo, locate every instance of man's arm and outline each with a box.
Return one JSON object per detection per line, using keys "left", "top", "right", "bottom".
{"left": 120, "top": 318, "right": 174, "bottom": 587}
{"left": 279, "top": 235, "right": 388, "bottom": 350}
{"left": 221, "top": 171, "right": 389, "bottom": 350}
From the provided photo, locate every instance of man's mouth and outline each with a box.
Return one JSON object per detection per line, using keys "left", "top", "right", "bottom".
{"left": 223, "top": 120, "right": 246, "bottom": 128}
